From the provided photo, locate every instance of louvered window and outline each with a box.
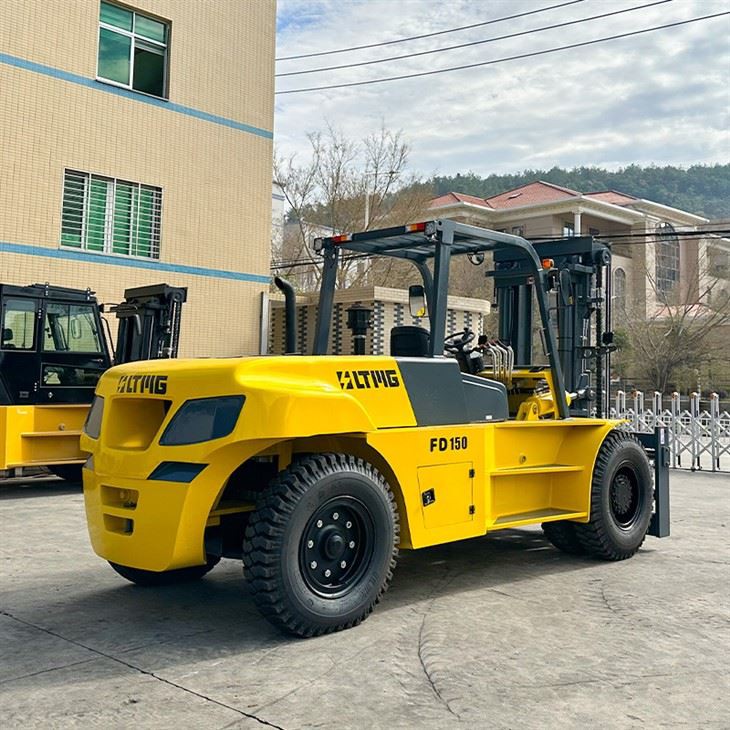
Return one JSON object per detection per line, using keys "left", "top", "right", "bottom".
{"left": 61, "top": 170, "right": 161, "bottom": 259}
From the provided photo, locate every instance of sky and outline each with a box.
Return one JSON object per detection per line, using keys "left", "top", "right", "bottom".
{"left": 273, "top": 0, "right": 730, "bottom": 180}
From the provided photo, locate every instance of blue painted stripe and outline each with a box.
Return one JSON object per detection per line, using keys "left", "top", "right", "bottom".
{"left": 0, "top": 241, "right": 270, "bottom": 284}
{"left": 0, "top": 52, "right": 273, "bottom": 140}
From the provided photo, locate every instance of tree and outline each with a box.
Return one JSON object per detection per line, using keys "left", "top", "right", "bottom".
{"left": 613, "top": 241, "right": 730, "bottom": 393}
{"left": 273, "top": 124, "right": 432, "bottom": 291}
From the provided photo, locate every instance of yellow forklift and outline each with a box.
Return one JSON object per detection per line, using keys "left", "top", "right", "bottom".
{"left": 80, "top": 220, "right": 669, "bottom": 637}
{"left": 0, "top": 282, "right": 186, "bottom": 481}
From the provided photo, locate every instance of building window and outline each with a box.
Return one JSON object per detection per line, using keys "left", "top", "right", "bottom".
{"left": 613, "top": 268, "right": 627, "bottom": 312}
{"left": 61, "top": 170, "right": 162, "bottom": 259}
{"left": 589, "top": 227, "right": 600, "bottom": 236}
{"left": 511, "top": 225, "right": 525, "bottom": 237}
{"left": 562, "top": 221, "right": 574, "bottom": 237}
{"left": 98, "top": 2, "right": 169, "bottom": 98}
{"left": 655, "top": 222, "right": 680, "bottom": 301}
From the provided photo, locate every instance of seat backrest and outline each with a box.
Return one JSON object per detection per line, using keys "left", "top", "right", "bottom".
{"left": 390, "top": 325, "right": 429, "bottom": 357}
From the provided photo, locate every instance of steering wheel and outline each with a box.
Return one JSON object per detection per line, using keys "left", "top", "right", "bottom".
{"left": 443, "top": 328, "right": 475, "bottom": 354}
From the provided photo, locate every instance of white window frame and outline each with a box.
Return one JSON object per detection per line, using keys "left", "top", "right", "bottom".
{"left": 60, "top": 169, "right": 162, "bottom": 260}
{"left": 97, "top": 3, "right": 169, "bottom": 98}
{"left": 655, "top": 222, "right": 680, "bottom": 300}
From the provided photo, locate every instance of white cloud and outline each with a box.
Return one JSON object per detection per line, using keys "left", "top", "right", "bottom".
{"left": 274, "top": 0, "right": 730, "bottom": 177}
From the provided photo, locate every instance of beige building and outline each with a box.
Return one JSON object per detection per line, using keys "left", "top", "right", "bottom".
{"left": 1, "top": 0, "right": 275, "bottom": 357}
{"left": 431, "top": 181, "right": 730, "bottom": 320}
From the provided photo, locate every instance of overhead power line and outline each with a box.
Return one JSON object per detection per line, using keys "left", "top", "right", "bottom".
{"left": 276, "top": 0, "right": 587, "bottom": 61}
{"left": 276, "top": 11, "right": 730, "bottom": 95}
{"left": 277, "top": 0, "right": 674, "bottom": 78}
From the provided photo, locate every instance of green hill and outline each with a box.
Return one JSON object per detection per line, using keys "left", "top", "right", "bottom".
{"left": 430, "top": 164, "right": 729, "bottom": 219}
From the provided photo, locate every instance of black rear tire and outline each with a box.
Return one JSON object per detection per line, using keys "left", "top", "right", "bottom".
{"left": 243, "top": 453, "right": 399, "bottom": 637}
{"left": 575, "top": 431, "right": 653, "bottom": 560}
{"left": 541, "top": 520, "right": 586, "bottom": 555}
{"left": 109, "top": 556, "right": 220, "bottom": 586}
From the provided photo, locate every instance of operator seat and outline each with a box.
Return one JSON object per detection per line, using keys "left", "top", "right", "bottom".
{"left": 390, "top": 325, "right": 429, "bottom": 357}
{"left": 2, "top": 328, "right": 15, "bottom": 348}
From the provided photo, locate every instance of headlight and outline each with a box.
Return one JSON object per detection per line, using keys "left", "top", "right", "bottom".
{"left": 83, "top": 396, "right": 104, "bottom": 439}
{"left": 159, "top": 396, "right": 245, "bottom": 446}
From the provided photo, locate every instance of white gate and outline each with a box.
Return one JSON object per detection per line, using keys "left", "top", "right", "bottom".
{"left": 611, "top": 391, "right": 730, "bottom": 472}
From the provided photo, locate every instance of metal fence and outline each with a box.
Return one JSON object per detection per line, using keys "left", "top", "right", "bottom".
{"left": 611, "top": 391, "right": 730, "bottom": 472}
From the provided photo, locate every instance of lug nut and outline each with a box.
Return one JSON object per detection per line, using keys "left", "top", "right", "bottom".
{"left": 349, "top": 541, "right": 355, "bottom": 548}
{"left": 307, "top": 540, "right": 314, "bottom": 548}
{"left": 316, "top": 519, "right": 323, "bottom": 528}
{"left": 324, "top": 569, "right": 331, "bottom": 578}
{"left": 310, "top": 561, "right": 317, "bottom": 569}
{"left": 333, "top": 512, "right": 339, "bottom": 520}
{"left": 340, "top": 560, "right": 346, "bottom": 568}
{"left": 346, "top": 521, "right": 352, "bottom": 528}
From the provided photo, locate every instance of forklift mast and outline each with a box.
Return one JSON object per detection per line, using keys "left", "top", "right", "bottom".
{"left": 491, "top": 236, "right": 613, "bottom": 417}
{"left": 109, "top": 284, "right": 187, "bottom": 364}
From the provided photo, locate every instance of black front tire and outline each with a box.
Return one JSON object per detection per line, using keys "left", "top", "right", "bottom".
{"left": 243, "top": 453, "right": 399, "bottom": 637}
{"left": 575, "top": 431, "right": 653, "bottom": 560}
{"left": 109, "top": 556, "right": 220, "bottom": 586}
{"left": 541, "top": 520, "right": 586, "bottom": 555}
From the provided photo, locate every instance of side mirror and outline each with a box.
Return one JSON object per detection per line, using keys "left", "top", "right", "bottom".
{"left": 408, "top": 285, "right": 427, "bottom": 318}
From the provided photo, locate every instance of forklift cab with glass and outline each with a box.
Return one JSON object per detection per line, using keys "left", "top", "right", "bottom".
{"left": 0, "top": 282, "right": 186, "bottom": 479}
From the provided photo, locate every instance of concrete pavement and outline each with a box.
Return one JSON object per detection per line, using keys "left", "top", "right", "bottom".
{"left": 1, "top": 471, "right": 728, "bottom": 729}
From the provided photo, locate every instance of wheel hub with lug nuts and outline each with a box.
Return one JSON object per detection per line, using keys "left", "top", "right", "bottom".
{"left": 610, "top": 468, "right": 640, "bottom": 528}
{"left": 299, "top": 497, "right": 375, "bottom": 598}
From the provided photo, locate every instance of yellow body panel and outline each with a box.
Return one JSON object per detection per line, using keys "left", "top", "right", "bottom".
{"left": 0, "top": 404, "right": 88, "bottom": 469}
{"left": 366, "top": 418, "right": 615, "bottom": 548}
{"left": 82, "top": 355, "right": 621, "bottom": 570}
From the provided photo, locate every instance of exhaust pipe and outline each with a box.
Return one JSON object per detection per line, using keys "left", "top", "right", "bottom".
{"left": 274, "top": 276, "right": 297, "bottom": 354}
